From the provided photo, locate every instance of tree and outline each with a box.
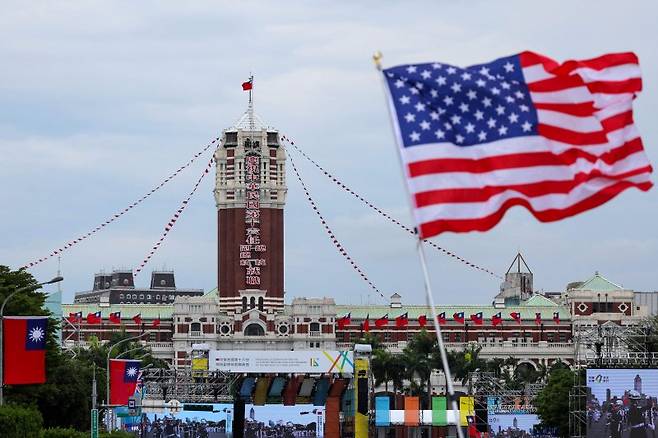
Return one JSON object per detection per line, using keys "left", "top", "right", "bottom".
{"left": 371, "top": 349, "right": 405, "bottom": 393}
{"left": 402, "top": 330, "right": 437, "bottom": 405}
{"left": 535, "top": 368, "right": 576, "bottom": 437}
{"left": 0, "top": 404, "right": 43, "bottom": 438}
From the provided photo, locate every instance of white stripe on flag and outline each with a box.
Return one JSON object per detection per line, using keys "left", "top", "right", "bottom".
{"left": 414, "top": 172, "right": 651, "bottom": 222}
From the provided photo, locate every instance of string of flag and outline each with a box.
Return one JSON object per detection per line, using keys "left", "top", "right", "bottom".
{"left": 134, "top": 157, "right": 215, "bottom": 276}
{"left": 288, "top": 150, "right": 387, "bottom": 301}
{"left": 279, "top": 135, "right": 502, "bottom": 280}
{"left": 21, "top": 137, "right": 221, "bottom": 270}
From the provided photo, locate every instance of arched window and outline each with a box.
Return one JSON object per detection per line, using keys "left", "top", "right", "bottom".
{"left": 244, "top": 324, "right": 265, "bottom": 336}
{"left": 258, "top": 297, "right": 264, "bottom": 311}
{"left": 250, "top": 297, "right": 256, "bottom": 309}
{"left": 191, "top": 322, "right": 201, "bottom": 332}
{"left": 310, "top": 322, "right": 320, "bottom": 332}
{"left": 242, "top": 297, "right": 248, "bottom": 313}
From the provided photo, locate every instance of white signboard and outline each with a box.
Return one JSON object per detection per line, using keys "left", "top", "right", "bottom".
{"left": 209, "top": 350, "right": 354, "bottom": 374}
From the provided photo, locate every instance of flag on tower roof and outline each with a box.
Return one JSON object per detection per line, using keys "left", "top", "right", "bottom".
{"left": 382, "top": 51, "right": 652, "bottom": 238}
{"left": 242, "top": 77, "right": 253, "bottom": 91}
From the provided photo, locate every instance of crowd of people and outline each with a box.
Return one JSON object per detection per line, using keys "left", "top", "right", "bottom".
{"left": 588, "top": 391, "right": 658, "bottom": 438}
{"left": 140, "top": 415, "right": 227, "bottom": 438}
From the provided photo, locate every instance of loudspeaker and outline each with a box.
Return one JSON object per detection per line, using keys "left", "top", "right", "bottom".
{"left": 475, "top": 398, "right": 488, "bottom": 432}
{"left": 233, "top": 399, "right": 245, "bottom": 438}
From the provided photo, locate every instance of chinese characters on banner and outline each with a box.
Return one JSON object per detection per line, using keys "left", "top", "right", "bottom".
{"left": 240, "top": 154, "right": 267, "bottom": 286}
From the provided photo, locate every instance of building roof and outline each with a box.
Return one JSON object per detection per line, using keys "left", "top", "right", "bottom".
{"left": 230, "top": 107, "right": 268, "bottom": 131}
{"left": 335, "top": 300, "right": 570, "bottom": 321}
{"left": 62, "top": 303, "right": 173, "bottom": 319}
{"left": 572, "top": 272, "right": 624, "bottom": 292}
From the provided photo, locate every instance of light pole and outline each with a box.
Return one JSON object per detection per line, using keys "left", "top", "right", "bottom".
{"left": 0, "top": 275, "right": 63, "bottom": 405}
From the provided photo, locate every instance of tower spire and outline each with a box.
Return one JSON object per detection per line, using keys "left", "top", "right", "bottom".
{"left": 247, "top": 74, "right": 254, "bottom": 132}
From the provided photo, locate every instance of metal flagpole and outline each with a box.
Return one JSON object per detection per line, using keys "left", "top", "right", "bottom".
{"left": 373, "top": 51, "right": 465, "bottom": 438}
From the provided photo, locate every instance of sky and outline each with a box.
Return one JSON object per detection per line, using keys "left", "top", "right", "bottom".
{"left": 1, "top": 1, "right": 656, "bottom": 305}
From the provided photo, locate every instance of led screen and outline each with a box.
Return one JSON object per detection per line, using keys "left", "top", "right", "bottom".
{"left": 586, "top": 369, "right": 658, "bottom": 438}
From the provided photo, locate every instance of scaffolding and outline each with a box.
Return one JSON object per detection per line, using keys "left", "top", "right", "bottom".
{"left": 569, "top": 321, "right": 655, "bottom": 438}
{"left": 140, "top": 368, "right": 238, "bottom": 403}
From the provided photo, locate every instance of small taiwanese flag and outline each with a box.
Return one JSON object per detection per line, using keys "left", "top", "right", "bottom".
{"left": 68, "top": 312, "right": 82, "bottom": 323}
{"left": 510, "top": 312, "right": 522, "bottom": 324}
{"left": 535, "top": 312, "right": 542, "bottom": 326}
{"left": 3, "top": 317, "right": 48, "bottom": 385}
{"left": 395, "top": 312, "right": 409, "bottom": 328}
{"left": 470, "top": 312, "right": 484, "bottom": 326}
{"left": 453, "top": 312, "right": 465, "bottom": 324}
{"left": 242, "top": 77, "right": 253, "bottom": 91}
{"left": 418, "top": 314, "right": 427, "bottom": 327}
{"left": 362, "top": 314, "right": 370, "bottom": 333}
{"left": 337, "top": 313, "right": 351, "bottom": 329}
{"left": 152, "top": 315, "right": 161, "bottom": 328}
{"left": 109, "top": 312, "right": 121, "bottom": 324}
{"left": 375, "top": 314, "right": 389, "bottom": 328}
{"left": 109, "top": 359, "right": 141, "bottom": 405}
{"left": 553, "top": 312, "right": 560, "bottom": 324}
{"left": 437, "top": 312, "right": 446, "bottom": 325}
{"left": 87, "top": 311, "right": 102, "bottom": 324}
{"left": 492, "top": 312, "right": 503, "bottom": 327}
{"left": 132, "top": 314, "right": 142, "bottom": 326}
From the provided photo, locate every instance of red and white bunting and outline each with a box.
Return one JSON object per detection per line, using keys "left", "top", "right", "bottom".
{"left": 134, "top": 158, "right": 214, "bottom": 276}
{"left": 280, "top": 134, "right": 502, "bottom": 280}
{"left": 288, "top": 151, "right": 386, "bottom": 301}
{"left": 21, "top": 138, "right": 221, "bottom": 270}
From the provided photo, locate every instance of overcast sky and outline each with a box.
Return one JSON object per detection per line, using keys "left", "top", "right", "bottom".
{"left": 1, "top": 1, "right": 656, "bottom": 305}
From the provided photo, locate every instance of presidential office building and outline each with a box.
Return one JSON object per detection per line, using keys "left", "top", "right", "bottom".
{"left": 61, "top": 105, "right": 654, "bottom": 371}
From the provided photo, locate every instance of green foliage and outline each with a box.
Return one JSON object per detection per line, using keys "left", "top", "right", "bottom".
{"left": 535, "top": 368, "right": 576, "bottom": 437}
{"left": 0, "top": 404, "right": 43, "bottom": 438}
{"left": 99, "top": 431, "right": 135, "bottom": 438}
{"left": 42, "top": 427, "right": 87, "bottom": 438}
{"left": 0, "top": 265, "right": 164, "bottom": 432}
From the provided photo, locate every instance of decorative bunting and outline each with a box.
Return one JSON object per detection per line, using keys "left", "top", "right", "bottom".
{"left": 134, "top": 158, "right": 214, "bottom": 276}
{"left": 21, "top": 138, "right": 221, "bottom": 270}
{"left": 288, "top": 152, "right": 386, "bottom": 301}
{"left": 280, "top": 134, "right": 501, "bottom": 280}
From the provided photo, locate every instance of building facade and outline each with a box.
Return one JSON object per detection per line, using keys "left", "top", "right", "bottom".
{"left": 60, "top": 104, "right": 655, "bottom": 373}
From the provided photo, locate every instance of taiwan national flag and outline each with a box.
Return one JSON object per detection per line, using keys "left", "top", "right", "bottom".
{"left": 109, "top": 312, "right": 121, "bottom": 324}
{"left": 553, "top": 312, "right": 561, "bottom": 324}
{"left": 437, "top": 312, "right": 446, "bottom": 325}
{"left": 395, "top": 313, "right": 409, "bottom": 328}
{"left": 337, "top": 313, "right": 351, "bottom": 329}
{"left": 470, "top": 312, "right": 484, "bottom": 326}
{"left": 3, "top": 317, "right": 48, "bottom": 385}
{"left": 375, "top": 314, "right": 389, "bottom": 328}
{"left": 110, "top": 359, "right": 141, "bottom": 405}
{"left": 453, "top": 312, "right": 465, "bottom": 324}
{"left": 242, "top": 77, "right": 253, "bottom": 91}
{"left": 510, "top": 312, "right": 522, "bottom": 324}
{"left": 492, "top": 312, "right": 503, "bottom": 327}
{"left": 418, "top": 314, "right": 427, "bottom": 327}
{"left": 87, "top": 311, "right": 102, "bottom": 324}
{"left": 362, "top": 314, "right": 370, "bottom": 333}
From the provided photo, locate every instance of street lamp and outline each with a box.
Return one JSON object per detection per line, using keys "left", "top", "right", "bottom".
{"left": 0, "top": 275, "right": 63, "bottom": 405}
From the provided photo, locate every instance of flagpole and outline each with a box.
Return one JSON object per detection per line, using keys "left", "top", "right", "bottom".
{"left": 373, "top": 51, "right": 464, "bottom": 438}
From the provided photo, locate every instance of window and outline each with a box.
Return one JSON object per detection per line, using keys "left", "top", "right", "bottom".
{"left": 242, "top": 297, "right": 247, "bottom": 313}
{"left": 250, "top": 297, "right": 256, "bottom": 309}
{"left": 244, "top": 324, "right": 265, "bottom": 336}
{"left": 147, "top": 294, "right": 151, "bottom": 300}
{"left": 139, "top": 294, "right": 144, "bottom": 299}
{"left": 119, "top": 294, "right": 124, "bottom": 299}
{"left": 310, "top": 322, "right": 320, "bottom": 332}
{"left": 258, "top": 297, "right": 264, "bottom": 311}
{"left": 592, "top": 302, "right": 614, "bottom": 313}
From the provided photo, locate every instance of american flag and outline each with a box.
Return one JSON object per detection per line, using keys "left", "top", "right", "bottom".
{"left": 383, "top": 51, "right": 652, "bottom": 238}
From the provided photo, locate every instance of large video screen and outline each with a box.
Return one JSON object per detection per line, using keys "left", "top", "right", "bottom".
{"left": 140, "top": 403, "right": 323, "bottom": 438}
{"left": 586, "top": 369, "right": 658, "bottom": 438}
{"left": 245, "top": 404, "right": 324, "bottom": 437}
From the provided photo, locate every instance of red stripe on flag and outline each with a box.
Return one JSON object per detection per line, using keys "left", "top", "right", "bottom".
{"left": 415, "top": 163, "right": 651, "bottom": 207}
{"left": 409, "top": 138, "right": 644, "bottom": 179}
{"left": 418, "top": 179, "right": 652, "bottom": 237}
{"left": 587, "top": 78, "right": 642, "bottom": 94}
{"left": 533, "top": 102, "right": 596, "bottom": 117}
{"left": 537, "top": 124, "right": 608, "bottom": 145}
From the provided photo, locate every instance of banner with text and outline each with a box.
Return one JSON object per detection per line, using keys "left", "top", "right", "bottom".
{"left": 209, "top": 350, "right": 354, "bottom": 374}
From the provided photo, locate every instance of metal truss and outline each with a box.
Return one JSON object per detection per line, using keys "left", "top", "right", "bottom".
{"left": 573, "top": 321, "right": 656, "bottom": 367}
{"left": 467, "top": 371, "right": 543, "bottom": 413}
{"left": 141, "top": 369, "right": 239, "bottom": 403}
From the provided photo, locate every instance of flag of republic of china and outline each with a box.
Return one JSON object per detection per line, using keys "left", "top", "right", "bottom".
{"left": 110, "top": 359, "right": 141, "bottom": 405}
{"left": 383, "top": 52, "right": 652, "bottom": 239}
{"left": 3, "top": 316, "right": 48, "bottom": 385}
